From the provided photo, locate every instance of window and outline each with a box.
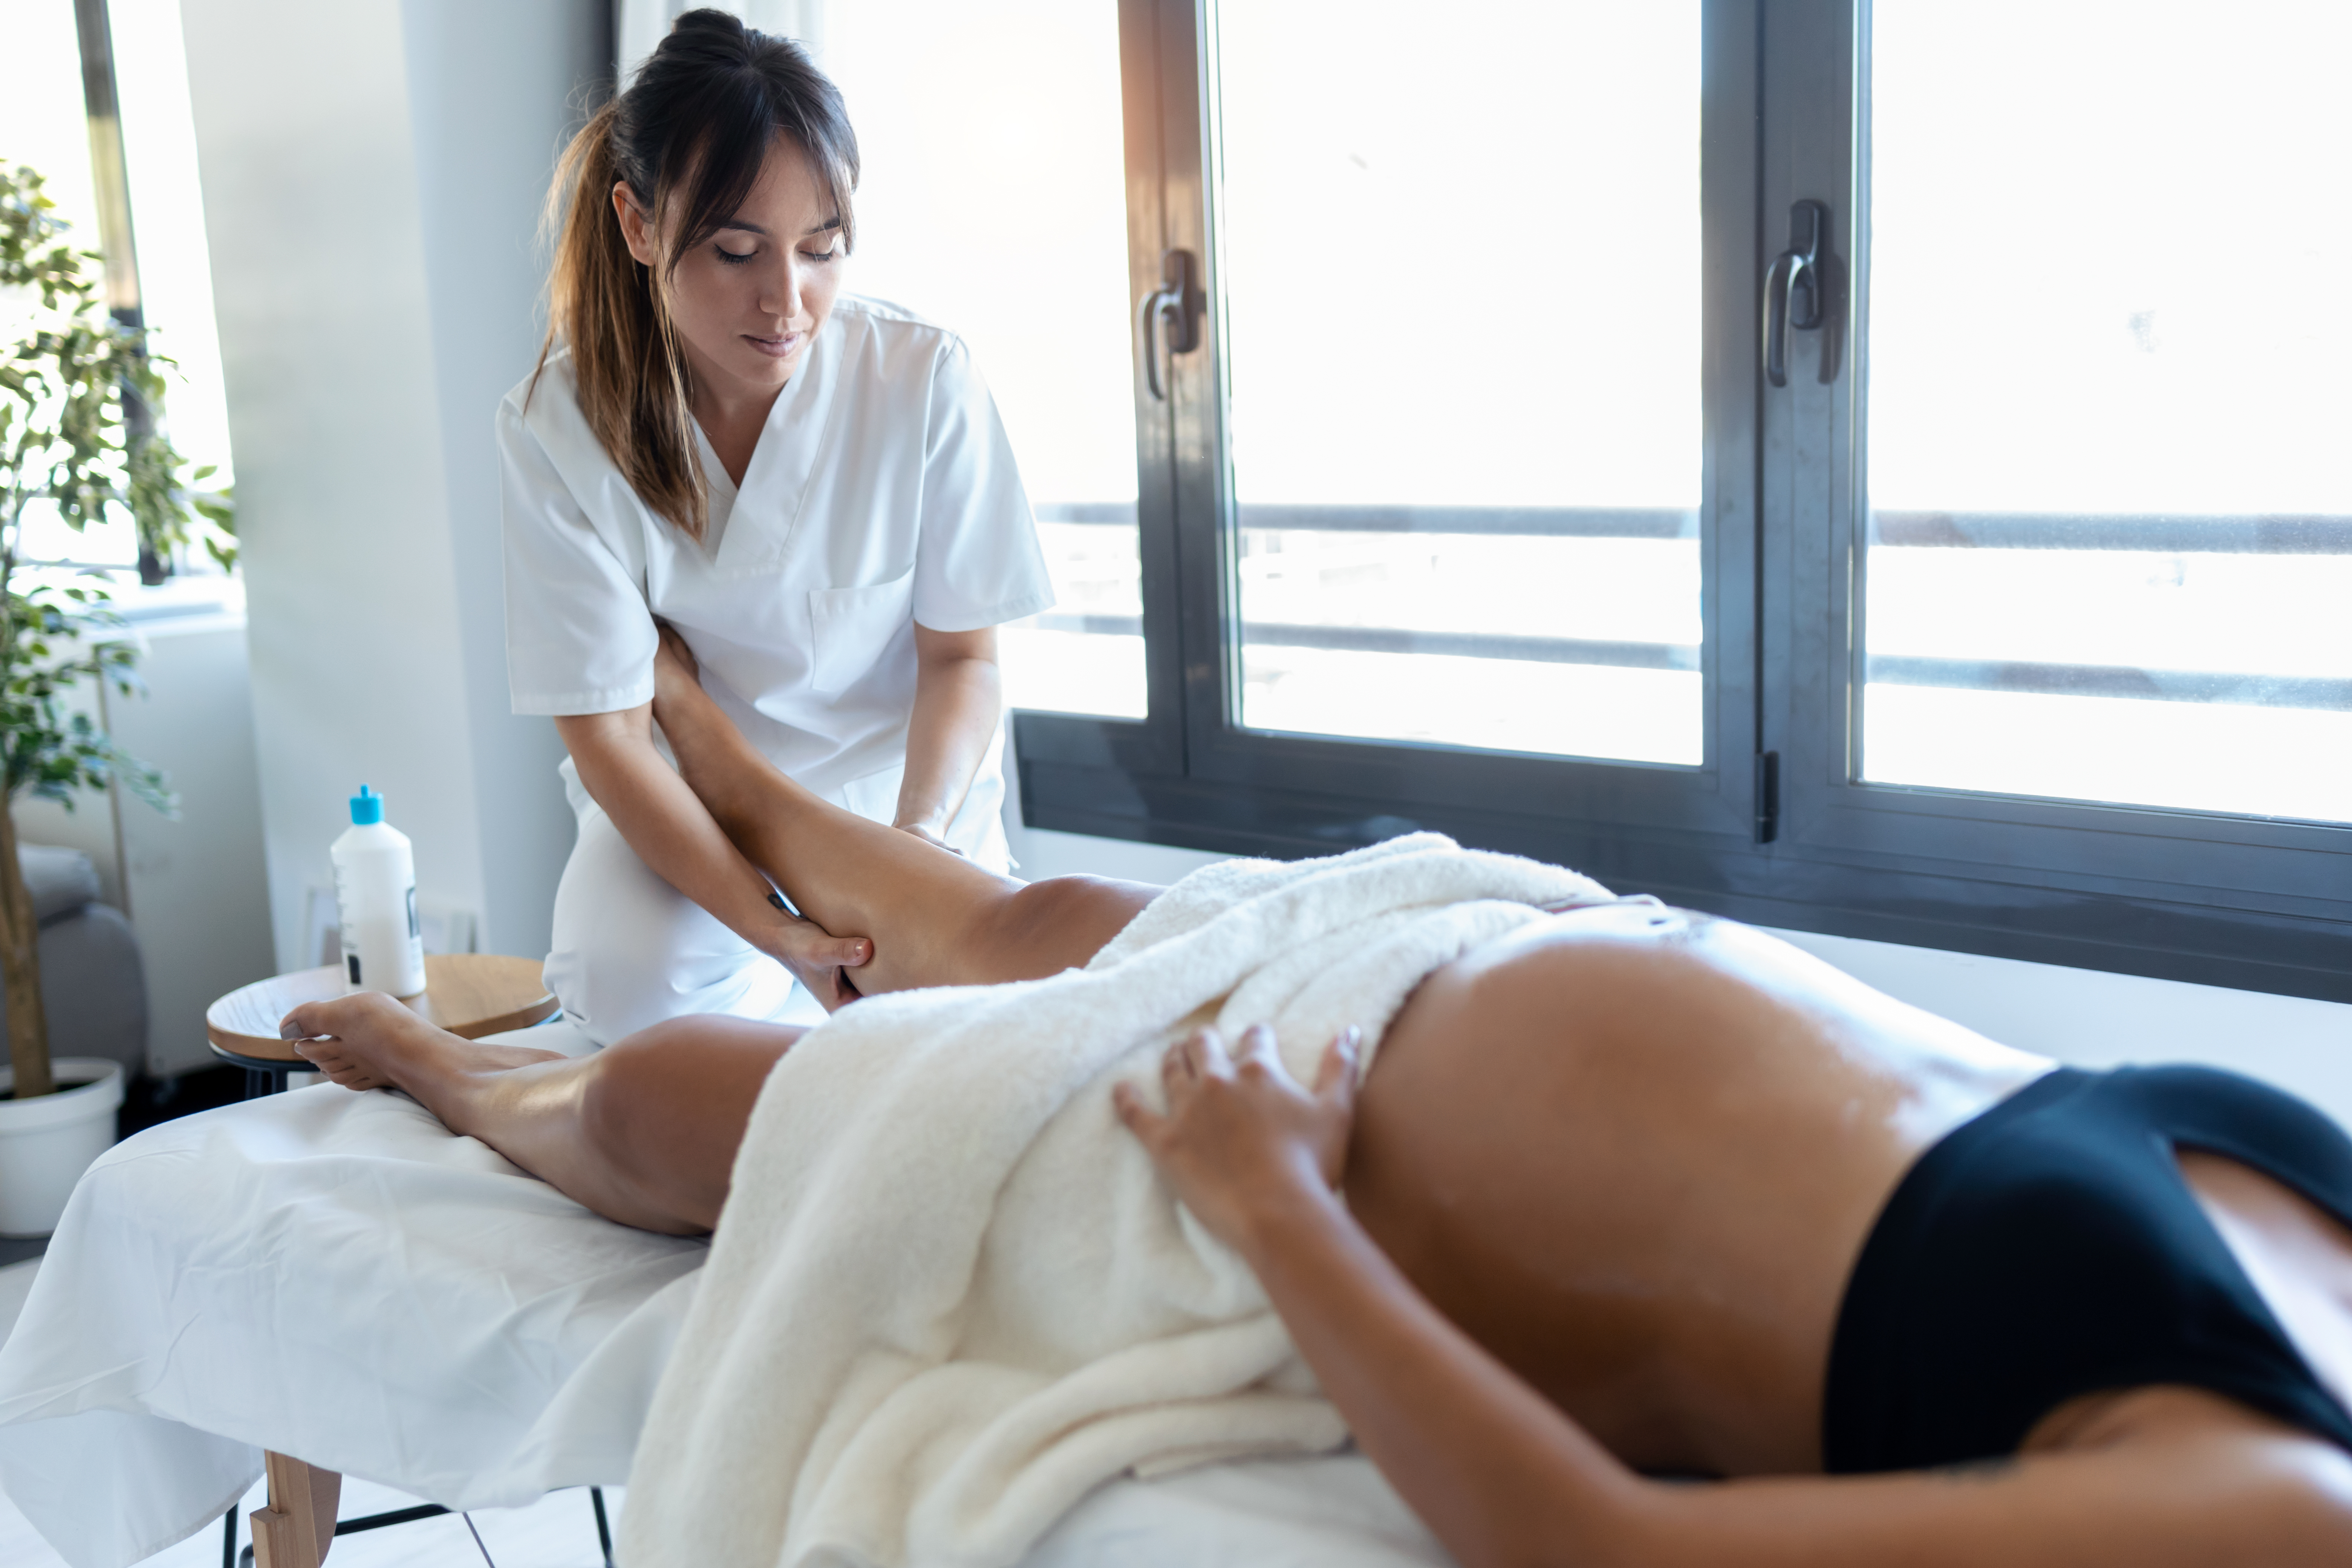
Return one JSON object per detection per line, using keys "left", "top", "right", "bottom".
{"left": 1213, "top": 3, "right": 1703, "bottom": 765}
{"left": 1755, "top": 0, "right": 2351, "bottom": 999}
{"left": 1855, "top": 3, "right": 2351, "bottom": 823}
{"left": 822, "top": 0, "right": 1146, "bottom": 719}
{"left": 0, "top": 0, "right": 234, "bottom": 574}
{"left": 845, "top": 0, "right": 2352, "bottom": 1000}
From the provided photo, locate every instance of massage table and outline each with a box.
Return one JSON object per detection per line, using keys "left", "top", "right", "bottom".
{"left": 0, "top": 1018, "right": 1450, "bottom": 1568}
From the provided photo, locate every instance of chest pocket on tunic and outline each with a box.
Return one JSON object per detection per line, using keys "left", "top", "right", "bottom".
{"left": 808, "top": 565, "right": 916, "bottom": 697}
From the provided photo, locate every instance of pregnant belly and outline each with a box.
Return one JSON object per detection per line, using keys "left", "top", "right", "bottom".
{"left": 1345, "top": 905, "right": 1993, "bottom": 1474}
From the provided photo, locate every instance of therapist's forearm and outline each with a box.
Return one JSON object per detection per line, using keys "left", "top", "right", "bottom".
{"left": 555, "top": 707, "right": 797, "bottom": 956}
{"left": 896, "top": 629, "right": 1003, "bottom": 836}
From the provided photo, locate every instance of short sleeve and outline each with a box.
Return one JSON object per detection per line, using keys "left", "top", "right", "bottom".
{"left": 498, "top": 398, "right": 658, "bottom": 715}
{"left": 911, "top": 340, "right": 1057, "bottom": 633}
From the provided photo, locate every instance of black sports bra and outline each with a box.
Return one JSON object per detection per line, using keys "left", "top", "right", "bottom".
{"left": 1823, "top": 1064, "right": 2352, "bottom": 1473}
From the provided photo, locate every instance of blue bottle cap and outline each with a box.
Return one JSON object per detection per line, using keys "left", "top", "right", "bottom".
{"left": 349, "top": 785, "right": 384, "bottom": 826}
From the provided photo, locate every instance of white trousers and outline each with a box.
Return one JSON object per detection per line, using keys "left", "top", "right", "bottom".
{"left": 544, "top": 760, "right": 808, "bottom": 1046}
{"left": 542, "top": 738, "right": 1013, "bottom": 1047}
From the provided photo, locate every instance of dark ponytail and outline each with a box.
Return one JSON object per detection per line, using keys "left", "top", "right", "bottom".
{"left": 531, "top": 9, "right": 858, "bottom": 540}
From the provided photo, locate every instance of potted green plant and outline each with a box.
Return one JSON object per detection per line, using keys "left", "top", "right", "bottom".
{"left": 0, "top": 160, "right": 229, "bottom": 1233}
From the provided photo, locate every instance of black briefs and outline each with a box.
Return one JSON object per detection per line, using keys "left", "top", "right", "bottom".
{"left": 1823, "top": 1064, "right": 2352, "bottom": 1474}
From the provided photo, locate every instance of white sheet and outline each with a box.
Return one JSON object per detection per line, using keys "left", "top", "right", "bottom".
{"left": 0, "top": 1020, "right": 1455, "bottom": 1568}
{"left": 1030, "top": 1454, "right": 1447, "bottom": 1568}
{"left": 0, "top": 1019, "right": 700, "bottom": 1568}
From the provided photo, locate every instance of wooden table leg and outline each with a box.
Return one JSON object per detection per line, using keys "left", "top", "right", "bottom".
{"left": 250, "top": 1451, "right": 341, "bottom": 1568}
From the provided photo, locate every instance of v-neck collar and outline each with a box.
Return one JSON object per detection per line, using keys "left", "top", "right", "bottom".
{"left": 699, "top": 314, "right": 844, "bottom": 573}
{"left": 689, "top": 425, "right": 739, "bottom": 559}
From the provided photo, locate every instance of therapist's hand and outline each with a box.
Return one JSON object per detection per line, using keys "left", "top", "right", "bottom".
{"left": 891, "top": 820, "right": 966, "bottom": 857}
{"left": 762, "top": 910, "right": 873, "bottom": 1010}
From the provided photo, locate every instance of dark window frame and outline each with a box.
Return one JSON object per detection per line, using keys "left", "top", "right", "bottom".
{"left": 1016, "top": 0, "right": 2352, "bottom": 1004}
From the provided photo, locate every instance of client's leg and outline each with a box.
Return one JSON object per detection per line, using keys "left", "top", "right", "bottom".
{"left": 279, "top": 638, "right": 1173, "bottom": 1233}
{"left": 286, "top": 991, "right": 785, "bottom": 1234}
{"left": 652, "top": 629, "right": 1154, "bottom": 996}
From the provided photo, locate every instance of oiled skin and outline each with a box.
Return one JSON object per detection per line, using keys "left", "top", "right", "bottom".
{"left": 1351, "top": 900, "right": 2050, "bottom": 1478}
{"left": 296, "top": 879, "right": 2352, "bottom": 1499}
{"left": 289, "top": 625, "right": 2352, "bottom": 1537}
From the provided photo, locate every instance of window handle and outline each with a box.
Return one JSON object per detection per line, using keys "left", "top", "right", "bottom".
{"left": 1763, "top": 199, "right": 1829, "bottom": 388}
{"left": 1137, "top": 248, "right": 1199, "bottom": 402}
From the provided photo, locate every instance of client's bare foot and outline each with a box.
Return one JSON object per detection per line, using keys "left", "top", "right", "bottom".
{"left": 282, "top": 991, "right": 564, "bottom": 1100}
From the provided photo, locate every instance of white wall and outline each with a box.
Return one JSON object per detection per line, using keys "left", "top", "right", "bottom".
{"left": 618, "top": 0, "right": 827, "bottom": 80}
{"left": 179, "top": 0, "right": 601, "bottom": 972}
{"left": 399, "top": 0, "right": 605, "bottom": 964}
{"left": 1002, "top": 779, "right": 2352, "bottom": 1125}
{"left": 102, "top": 607, "right": 277, "bottom": 1075}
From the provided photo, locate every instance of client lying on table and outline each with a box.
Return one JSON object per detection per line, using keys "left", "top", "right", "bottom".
{"left": 283, "top": 630, "right": 2352, "bottom": 1568}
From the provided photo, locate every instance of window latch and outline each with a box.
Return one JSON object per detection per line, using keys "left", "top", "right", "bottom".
{"left": 1762, "top": 200, "right": 1836, "bottom": 388}
{"left": 1138, "top": 248, "right": 1200, "bottom": 401}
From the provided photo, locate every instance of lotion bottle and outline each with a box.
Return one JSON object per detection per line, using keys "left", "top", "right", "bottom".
{"left": 331, "top": 785, "right": 426, "bottom": 997}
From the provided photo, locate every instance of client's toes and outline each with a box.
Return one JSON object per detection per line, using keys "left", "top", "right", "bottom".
{"left": 293, "top": 1040, "right": 386, "bottom": 1091}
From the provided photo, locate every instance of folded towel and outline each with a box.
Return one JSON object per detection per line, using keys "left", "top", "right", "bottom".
{"left": 621, "top": 834, "right": 1611, "bottom": 1568}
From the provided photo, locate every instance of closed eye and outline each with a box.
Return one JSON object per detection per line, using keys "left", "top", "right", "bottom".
{"left": 714, "top": 243, "right": 758, "bottom": 266}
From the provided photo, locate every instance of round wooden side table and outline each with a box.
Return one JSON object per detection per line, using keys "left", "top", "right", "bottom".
{"left": 207, "top": 954, "right": 559, "bottom": 1095}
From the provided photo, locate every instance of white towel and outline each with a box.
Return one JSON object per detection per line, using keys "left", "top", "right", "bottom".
{"left": 620, "top": 834, "right": 1611, "bottom": 1568}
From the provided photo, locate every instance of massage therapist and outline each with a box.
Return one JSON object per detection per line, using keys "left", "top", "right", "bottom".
{"left": 498, "top": 11, "right": 1052, "bottom": 1042}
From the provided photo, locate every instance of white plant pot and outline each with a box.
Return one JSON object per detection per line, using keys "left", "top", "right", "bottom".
{"left": 0, "top": 1058, "right": 125, "bottom": 1238}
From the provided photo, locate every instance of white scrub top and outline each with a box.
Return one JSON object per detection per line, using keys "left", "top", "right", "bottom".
{"left": 496, "top": 295, "right": 1054, "bottom": 841}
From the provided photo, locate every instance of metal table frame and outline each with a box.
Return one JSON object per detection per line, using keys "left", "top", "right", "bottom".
{"left": 223, "top": 1486, "right": 614, "bottom": 1567}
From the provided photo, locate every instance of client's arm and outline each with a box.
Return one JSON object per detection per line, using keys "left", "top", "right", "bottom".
{"left": 1116, "top": 1028, "right": 2352, "bottom": 1568}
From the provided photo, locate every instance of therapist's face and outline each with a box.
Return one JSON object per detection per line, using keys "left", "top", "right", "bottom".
{"left": 614, "top": 137, "right": 843, "bottom": 407}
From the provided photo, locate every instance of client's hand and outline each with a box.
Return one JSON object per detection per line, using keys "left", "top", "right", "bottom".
{"left": 1114, "top": 1023, "right": 1361, "bottom": 1254}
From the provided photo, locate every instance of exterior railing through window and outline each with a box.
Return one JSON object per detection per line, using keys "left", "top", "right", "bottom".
{"left": 1019, "top": 505, "right": 2352, "bottom": 721}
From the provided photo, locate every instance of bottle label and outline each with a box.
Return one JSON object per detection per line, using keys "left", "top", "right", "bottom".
{"left": 333, "top": 856, "right": 424, "bottom": 994}
{"left": 334, "top": 860, "right": 359, "bottom": 976}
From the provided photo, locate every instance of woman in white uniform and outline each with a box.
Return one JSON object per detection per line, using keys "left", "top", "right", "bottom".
{"left": 497, "top": 11, "right": 1053, "bottom": 1043}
